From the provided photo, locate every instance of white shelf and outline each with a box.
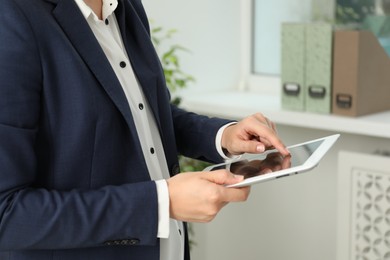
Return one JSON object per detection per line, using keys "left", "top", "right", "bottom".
{"left": 181, "top": 90, "right": 390, "bottom": 139}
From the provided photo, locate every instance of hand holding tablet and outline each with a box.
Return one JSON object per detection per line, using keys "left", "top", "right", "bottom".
{"left": 204, "top": 134, "right": 340, "bottom": 188}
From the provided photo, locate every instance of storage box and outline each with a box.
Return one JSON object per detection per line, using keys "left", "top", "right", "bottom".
{"left": 332, "top": 30, "right": 390, "bottom": 117}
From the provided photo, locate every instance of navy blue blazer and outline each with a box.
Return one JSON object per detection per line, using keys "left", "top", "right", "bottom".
{"left": 0, "top": 0, "right": 230, "bottom": 259}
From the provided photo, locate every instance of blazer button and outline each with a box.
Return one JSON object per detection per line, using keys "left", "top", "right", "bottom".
{"left": 104, "top": 240, "right": 114, "bottom": 246}
{"left": 104, "top": 238, "right": 139, "bottom": 246}
{"left": 129, "top": 239, "right": 140, "bottom": 245}
{"left": 171, "top": 164, "right": 180, "bottom": 176}
{"left": 120, "top": 239, "right": 129, "bottom": 245}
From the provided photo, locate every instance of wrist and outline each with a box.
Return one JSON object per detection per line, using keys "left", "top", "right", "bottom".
{"left": 217, "top": 122, "right": 236, "bottom": 158}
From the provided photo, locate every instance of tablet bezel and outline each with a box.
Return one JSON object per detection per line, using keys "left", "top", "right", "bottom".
{"left": 204, "top": 134, "right": 340, "bottom": 188}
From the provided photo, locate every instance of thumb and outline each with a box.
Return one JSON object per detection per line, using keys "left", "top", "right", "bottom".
{"left": 236, "top": 140, "right": 265, "bottom": 154}
{"left": 202, "top": 170, "right": 244, "bottom": 186}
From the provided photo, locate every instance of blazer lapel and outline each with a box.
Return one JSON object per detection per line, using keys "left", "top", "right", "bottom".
{"left": 49, "top": 0, "right": 136, "bottom": 130}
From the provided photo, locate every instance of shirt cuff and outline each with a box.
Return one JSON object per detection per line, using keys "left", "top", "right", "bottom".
{"left": 215, "top": 122, "right": 240, "bottom": 160}
{"left": 155, "top": 180, "right": 170, "bottom": 238}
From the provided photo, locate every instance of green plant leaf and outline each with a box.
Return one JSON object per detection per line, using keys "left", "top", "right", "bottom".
{"left": 150, "top": 23, "right": 195, "bottom": 101}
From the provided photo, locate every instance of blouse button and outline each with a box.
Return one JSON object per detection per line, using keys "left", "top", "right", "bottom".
{"left": 119, "top": 61, "right": 126, "bottom": 68}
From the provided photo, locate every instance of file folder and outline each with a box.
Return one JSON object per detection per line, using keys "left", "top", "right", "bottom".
{"left": 305, "top": 23, "right": 333, "bottom": 114}
{"left": 281, "top": 23, "right": 306, "bottom": 111}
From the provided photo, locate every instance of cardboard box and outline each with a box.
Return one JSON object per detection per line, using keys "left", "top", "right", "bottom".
{"left": 332, "top": 30, "right": 390, "bottom": 117}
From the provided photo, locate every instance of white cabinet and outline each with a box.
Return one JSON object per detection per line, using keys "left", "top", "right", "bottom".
{"left": 338, "top": 151, "right": 390, "bottom": 260}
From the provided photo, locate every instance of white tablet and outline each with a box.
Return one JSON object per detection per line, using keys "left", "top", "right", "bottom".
{"left": 204, "top": 134, "right": 340, "bottom": 188}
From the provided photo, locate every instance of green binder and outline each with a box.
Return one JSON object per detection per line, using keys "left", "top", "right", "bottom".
{"left": 281, "top": 23, "right": 306, "bottom": 111}
{"left": 305, "top": 23, "right": 333, "bottom": 114}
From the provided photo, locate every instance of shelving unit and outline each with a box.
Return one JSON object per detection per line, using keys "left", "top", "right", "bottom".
{"left": 181, "top": 90, "right": 390, "bottom": 139}
{"left": 182, "top": 90, "right": 390, "bottom": 260}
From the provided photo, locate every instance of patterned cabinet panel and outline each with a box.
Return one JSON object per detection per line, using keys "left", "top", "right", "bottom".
{"left": 338, "top": 151, "right": 390, "bottom": 260}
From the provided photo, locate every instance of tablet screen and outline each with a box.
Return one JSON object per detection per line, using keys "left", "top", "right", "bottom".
{"left": 210, "top": 138, "right": 323, "bottom": 179}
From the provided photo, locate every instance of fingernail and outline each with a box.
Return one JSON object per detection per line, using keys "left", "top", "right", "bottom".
{"left": 233, "top": 174, "right": 244, "bottom": 180}
{"left": 256, "top": 145, "right": 265, "bottom": 153}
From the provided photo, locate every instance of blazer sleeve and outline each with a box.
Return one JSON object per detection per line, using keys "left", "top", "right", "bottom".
{"left": 0, "top": 0, "right": 158, "bottom": 250}
{"left": 171, "top": 104, "right": 234, "bottom": 163}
